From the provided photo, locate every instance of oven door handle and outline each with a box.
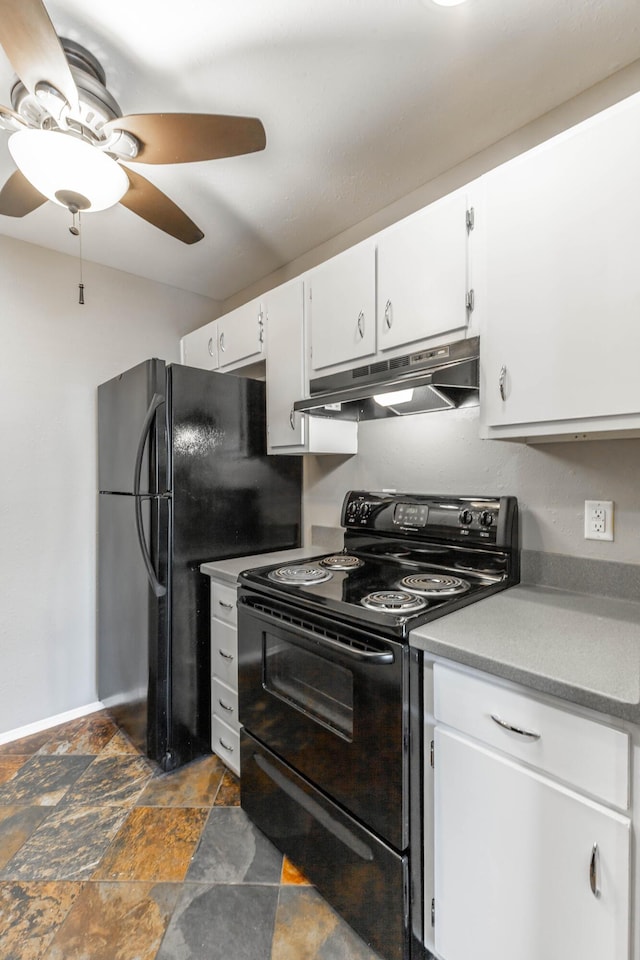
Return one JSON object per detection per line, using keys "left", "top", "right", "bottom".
{"left": 238, "top": 598, "right": 396, "bottom": 665}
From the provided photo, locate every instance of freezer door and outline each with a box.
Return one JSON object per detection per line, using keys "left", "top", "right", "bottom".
{"left": 98, "top": 358, "right": 167, "bottom": 495}
{"left": 97, "top": 491, "right": 170, "bottom": 763}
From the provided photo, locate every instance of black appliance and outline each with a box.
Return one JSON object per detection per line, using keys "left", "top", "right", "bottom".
{"left": 97, "top": 358, "right": 302, "bottom": 771}
{"left": 238, "top": 490, "right": 519, "bottom": 960}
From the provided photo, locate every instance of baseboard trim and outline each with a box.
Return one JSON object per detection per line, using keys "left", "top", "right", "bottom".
{"left": 0, "top": 701, "right": 105, "bottom": 746}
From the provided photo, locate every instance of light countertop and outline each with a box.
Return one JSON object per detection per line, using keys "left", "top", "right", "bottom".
{"left": 410, "top": 584, "right": 640, "bottom": 723}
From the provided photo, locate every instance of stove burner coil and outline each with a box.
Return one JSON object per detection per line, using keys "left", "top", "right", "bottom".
{"left": 398, "top": 574, "right": 470, "bottom": 597}
{"left": 319, "top": 554, "right": 364, "bottom": 570}
{"left": 360, "top": 590, "right": 427, "bottom": 613}
{"left": 268, "top": 564, "right": 333, "bottom": 586}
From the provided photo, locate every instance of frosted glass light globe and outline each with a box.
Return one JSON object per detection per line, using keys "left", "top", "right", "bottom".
{"left": 9, "top": 128, "right": 129, "bottom": 211}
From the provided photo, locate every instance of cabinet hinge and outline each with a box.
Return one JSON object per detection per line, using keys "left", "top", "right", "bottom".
{"left": 431, "top": 898, "right": 436, "bottom": 927}
{"left": 466, "top": 206, "right": 475, "bottom": 232}
{"left": 430, "top": 739, "right": 435, "bottom": 768}
{"left": 258, "top": 311, "right": 265, "bottom": 344}
{"left": 465, "top": 289, "right": 475, "bottom": 312}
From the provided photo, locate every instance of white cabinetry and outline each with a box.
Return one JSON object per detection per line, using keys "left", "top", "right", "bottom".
{"left": 429, "top": 662, "right": 631, "bottom": 960}
{"left": 480, "top": 93, "right": 640, "bottom": 441}
{"left": 180, "top": 319, "right": 219, "bottom": 370}
{"left": 376, "top": 189, "right": 471, "bottom": 353}
{"left": 216, "top": 297, "right": 265, "bottom": 372}
{"left": 308, "top": 239, "right": 376, "bottom": 373}
{"left": 210, "top": 578, "right": 241, "bottom": 775}
{"left": 264, "top": 280, "right": 357, "bottom": 455}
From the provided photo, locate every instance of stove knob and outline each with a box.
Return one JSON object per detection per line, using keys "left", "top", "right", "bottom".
{"left": 459, "top": 509, "right": 473, "bottom": 526}
{"left": 479, "top": 510, "right": 495, "bottom": 527}
{"left": 360, "top": 502, "right": 371, "bottom": 519}
{"left": 346, "top": 500, "right": 359, "bottom": 519}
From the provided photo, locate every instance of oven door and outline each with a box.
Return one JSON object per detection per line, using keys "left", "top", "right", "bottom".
{"left": 237, "top": 590, "right": 409, "bottom": 851}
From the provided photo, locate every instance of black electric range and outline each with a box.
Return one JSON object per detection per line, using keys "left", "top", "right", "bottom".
{"left": 239, "top": 489, "right": 520, "bottom": 639}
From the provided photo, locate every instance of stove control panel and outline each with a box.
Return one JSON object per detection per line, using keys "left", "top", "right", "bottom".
{"left": 341, "top": 491, "right": 519, "bottom": 548}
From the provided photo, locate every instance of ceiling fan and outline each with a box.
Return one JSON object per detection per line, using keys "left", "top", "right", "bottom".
{"left": 0, "top": 0, "right": 266, "bottom": 243}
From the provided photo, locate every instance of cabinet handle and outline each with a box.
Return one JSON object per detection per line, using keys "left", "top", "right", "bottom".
{"left": 289, "top": 408, "right": 296, "bottom": 430}
{"left": 218, "top": 600, "right": 234, "bottom": 610}
{"left": 207, "top": 337, "right": 215, "bottom": 357}
{"left": 490, "top": 713, "right": 540, "bottom": 740}
{"left": 218, "top": 698, "right": 234, "bottom": 713}
{"left": 357, "top": 311, "right": 365, "bottom": 339}
{"left": 384, "top": 299, "right": 393, "bottom": 329}
{"left": 590, "top": 843, "right": 601, "bottom": 898}
{"left": 219, "top": 649, "right": 234, "bottom": 661}
{"left": 219, "top": 332, "right": 226, "bottom": 352}
{"left": 499, "top": 365, "right": 507, "bottom": 401}
{"left": 218, "top": 737, "right": 234, "bottom": 753}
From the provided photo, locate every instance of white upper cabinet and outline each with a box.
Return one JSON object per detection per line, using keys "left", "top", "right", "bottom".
{"left": 265, "top": 279, "right": 358, "bottom": 455}
{"left": 180, "top": 318, "right": 219, "bottom": 370}
{"left": 308, "top": 239, "right": 376, "bottom": 372}
{"left": 216, "top": 297, "right": 265, "bottom": 371}
{"left": 376, "top": 188, "right": 471, "bottom": 353}
{"left": 480, "top": 93, "right": 640, "bottom": 441}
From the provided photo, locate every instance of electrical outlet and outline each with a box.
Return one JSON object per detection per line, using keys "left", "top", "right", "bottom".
{"left": 584, "top": 500, "right": 614, "bottom": 541}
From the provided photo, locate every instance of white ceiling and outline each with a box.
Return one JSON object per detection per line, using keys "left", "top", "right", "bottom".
{"left": 1, "top": 0, "right": 640, "bottom": 302}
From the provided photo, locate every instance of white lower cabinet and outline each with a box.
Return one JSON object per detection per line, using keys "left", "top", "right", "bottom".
{"left": 428, "top": 662, "right": 632, "bottom": 960}
{"left": 210, "top": 578, "right": 241, "bottom": 775}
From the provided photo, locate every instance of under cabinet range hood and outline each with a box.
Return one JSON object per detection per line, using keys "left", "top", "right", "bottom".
{"left": 294, "top": 336, "right": 479, "bottom": 421}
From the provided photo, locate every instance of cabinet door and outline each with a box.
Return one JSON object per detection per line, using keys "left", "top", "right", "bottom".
{"left": 309, "top": 240, "right": 376, "bottom": 372}
{"left": 377, "top": 190, "right": 469, "bottom": 352}
{"left": 433, "top": 728, "right": 630, "bottom": 960}
{"left": 180, "top": 319, "right": 219, "bottom": 370}
{"left": 481, "top": 96, "right": 640, "bottom": 433}
{"left": 265, "top": 280, "right": 306, "bottom": 448}
{"left": 217, "top": 298, "right": 265, "bottom": 370}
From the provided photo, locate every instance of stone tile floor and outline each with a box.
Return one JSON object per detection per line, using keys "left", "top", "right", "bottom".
{"left": 0, "top": 711, "right": 382, "bottom": 959}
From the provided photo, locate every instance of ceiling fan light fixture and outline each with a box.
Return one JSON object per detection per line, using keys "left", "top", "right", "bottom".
{"left": 429, "top": 0, "right": 469, "bottom": 6}
{"left": 8, "top": 129, "right": 129, "bottom": 212}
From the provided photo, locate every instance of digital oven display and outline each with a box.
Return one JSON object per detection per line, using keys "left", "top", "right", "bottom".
{"left": 393, "top": 503, "right": 429, "bottom": 527}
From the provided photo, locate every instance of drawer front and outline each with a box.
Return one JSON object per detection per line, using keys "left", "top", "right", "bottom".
{"left": 212, "top": 715, "right": 240, "bottom": 775}
{"left": 211, "top": 621, "right": 239, "bottom": 689}
{"left": 212, "top": 677, "right": 240, "bottom": 731}
{"left": 433, "top": 663, "right": 629, "bottom": 809}
{"left": 211, "top": 581, "right": 238, "bottom": 626}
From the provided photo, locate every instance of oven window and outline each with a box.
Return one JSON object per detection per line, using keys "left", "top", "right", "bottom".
{"left": 263, "top": 632, "right": 354, "bottom": 739}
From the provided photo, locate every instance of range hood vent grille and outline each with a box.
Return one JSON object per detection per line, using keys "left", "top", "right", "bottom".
{"left": 294, "top": 336, "right": 479, "bottom": 421}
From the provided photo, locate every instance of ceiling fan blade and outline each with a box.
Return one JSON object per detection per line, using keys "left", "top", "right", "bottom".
{"left": 0, "top": 169, "right": 47, "bottom": 217}
{"left": 119, "top": 166, "right": 204, "bottom": 244}
{"left": 0, "top": 0, "right": 78, "bottom": 110}
{"left": 104, "top": 113, "right": 266, "bottom": 164}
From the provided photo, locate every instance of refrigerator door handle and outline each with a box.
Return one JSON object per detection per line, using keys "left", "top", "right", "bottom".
{"left": 134, "top": 392, "right": 167, "bottom": 598}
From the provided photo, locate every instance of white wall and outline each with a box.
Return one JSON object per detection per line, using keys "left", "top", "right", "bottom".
{"left": 303, "top": 408, "right": 640, "bottom": 565}
{"left": 0, "top": 236, "right": 219, "bottom": 735}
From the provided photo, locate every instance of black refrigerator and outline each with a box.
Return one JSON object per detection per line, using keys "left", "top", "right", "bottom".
{"left": 97, "top": 358, "right": 302, "bottom": 771}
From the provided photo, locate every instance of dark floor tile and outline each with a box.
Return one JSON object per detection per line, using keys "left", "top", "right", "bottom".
{"left": 0, "top": 804, "right": 128, "bottom": 881}
{"left": 157, "top": 883, "right": 279, "bottom": 960}
{"left": 214, "top": 768, "right": 241, "bottom": 806}
{"left": 0, "top": 880, "right": 82, "bottom": 960}
{"left": 0, "top": 755, "right": 93, "bottom": 806}
{"left": 42, "top": 881, "right": 181, "bottom": 960}
{"left": 62, "top": 755, "right": 153, "bottom": 807}
{"left": 136, "top": 754, "right": 224, "bottom": 808}
{"left": 37, "top": 713, "right": 120, "bottom": 756}
{"left": 0, "top": 806, "right": 51, "bottom": 869}
{"left": 271, "top": 885, "right": 383, "bottom": 960}
{"left": 186, "top": 807, "right": 283, "bottom": 884}
{"left": 0, "top": 730, "right": 54, "bottom": 757}
{"left": 0, "top": 756, "right": 29, "bottom": 784}
{"left": 93, "top": 806, "right": 209, "bottom": 882}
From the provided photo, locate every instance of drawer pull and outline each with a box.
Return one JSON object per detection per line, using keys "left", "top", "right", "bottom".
{"left": 590, "top": 843, "right": 601, "bottom": 898}
{"left": 218, "top": 737, "right": 234, "bottom": 753}
{"left": 218, "top": 698, "right": 234, "bottom": 713}
{"left": 218, "top": 650, "right": 234, "bottom": 661}
{"left": 218, "top": 600, "right": 234, "bottom": 610}
{"left": 490, "top": 713, "right": 540, "bottom": 740}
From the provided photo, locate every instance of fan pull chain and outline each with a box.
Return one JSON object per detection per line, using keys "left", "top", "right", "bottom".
{"left": 68, "top": 206, "right": 85, "bottom": 305}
